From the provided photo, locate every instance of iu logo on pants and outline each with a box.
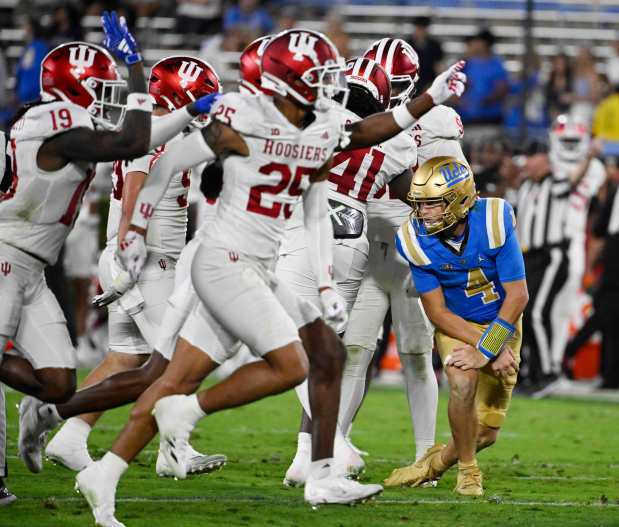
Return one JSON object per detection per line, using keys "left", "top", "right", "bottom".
{"left": 228, "top": 251, "right": 239, "bottom": 263}
{"left": 158, "top": 259, "right": 167, "bottom": 270}
{"left": 0, "top": 262, "right": 11, "bottom": 276}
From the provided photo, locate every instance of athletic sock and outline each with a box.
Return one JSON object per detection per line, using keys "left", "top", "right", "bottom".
{"left": 61, "top": 417, "right": 92, "bottom": 443}
{"left": 100, "top": 452, "right": 128, "bottom": 483}
{"left": 186, "top": 394, "right": 207, "bottom": 424}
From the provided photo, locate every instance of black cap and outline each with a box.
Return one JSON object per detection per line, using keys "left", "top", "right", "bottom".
{"left": 465, "top": 28, "right": 497, "bottom": 46}
{"left": 413, "top": 16, "right": 431, "bottom": 27}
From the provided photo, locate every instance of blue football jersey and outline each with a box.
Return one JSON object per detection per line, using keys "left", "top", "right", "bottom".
{"left": 396, "top": 198, "right": 526, "bottom": 323}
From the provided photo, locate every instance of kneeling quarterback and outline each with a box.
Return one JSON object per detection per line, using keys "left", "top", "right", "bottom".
{"left": 385, "top": 157, "right": 528, "bottom": 496}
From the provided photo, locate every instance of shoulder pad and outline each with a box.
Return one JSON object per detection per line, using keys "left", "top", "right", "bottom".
{"left": 397, "top": 219, "right": 432, "bottom": 266}
{"left": 484, "top": 197, "right": 511, "bottom": 249}
{"left": 417, "top": 105, "right": 464, "bottom": 142}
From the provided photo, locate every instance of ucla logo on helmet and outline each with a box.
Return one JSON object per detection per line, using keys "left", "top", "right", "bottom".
{"left": 439, "top": 162, "right": 470, "bottom": 188}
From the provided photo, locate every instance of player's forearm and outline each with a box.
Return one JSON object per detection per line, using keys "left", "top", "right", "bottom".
{"left": 345, "top": 94, "right": 435, "bottom": 151}
{"left": 496, "top": 285, "right": 529, "bottom": 325}
{"left": 303, "top": 180, "right": 334, "bottom": 289}
{"left": 149, "top": 107, "right": 195, "bottom": 150}
{"left": 119, "top": 171, "right": 147, "bottom": 244}
{"left": 426, "top": 306, "right": 483, "bottom": 347}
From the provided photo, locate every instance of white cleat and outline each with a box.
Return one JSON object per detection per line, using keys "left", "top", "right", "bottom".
{"left": 304, "top": 475, "right": 383, "bottom": 506}
{"left": 45, "top": 428, "right": 93, "bottom": 472}
{"left": 283, "top": 448, "right": 311, "bottom": 488}
{"left": 75, "top": 462, "right": 124, "bottom": 527}
{"left": 18, "top": 397, "right": 49, "bottom": 473}
{"left": 152, "top": 395, "right": 197, "bottom": 480}
{"left": 346, "top": 436, "right": 369, "bottom": 457}
{"left": 156, "top": 444, "right": 227, "bottom": 477}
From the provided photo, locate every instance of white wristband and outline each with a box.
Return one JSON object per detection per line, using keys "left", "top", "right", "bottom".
{"left": 126, "top": 93, "right": 153, "bottom": 113}
{"left": 391, "top": 103, "right": 417, "bottom": 130}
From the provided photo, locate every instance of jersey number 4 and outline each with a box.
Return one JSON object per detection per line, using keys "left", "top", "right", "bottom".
{"left": 247, "top": 162, "right": 315, "bottom": 219}
{"left": 465, "top": 267, "right": 499, "bottom": 304}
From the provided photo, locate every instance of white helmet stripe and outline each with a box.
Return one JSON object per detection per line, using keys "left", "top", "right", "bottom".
{"left": 374, "top": 38, "right": 389, "bottom": 65}
{"left": 385, "top": 40, "right": 397, "bottom": 77}
{"left": 352, "top": 58, "right": 363, "bottom": 77}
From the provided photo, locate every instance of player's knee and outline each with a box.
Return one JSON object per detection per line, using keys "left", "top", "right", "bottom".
{"left": 343, "top": 345, "right": 373, "bottom": 378}
{"left": 286, "top": 353, "right": 309, "bottom": 387}
{"left": 37, "top": 369, "right": 76, "bottom": 403}
{"left": 448, "top": 371, "right": 477, "bottom": 403}
{"left": 307, "top": 320, "right": 346, "bottom": 373}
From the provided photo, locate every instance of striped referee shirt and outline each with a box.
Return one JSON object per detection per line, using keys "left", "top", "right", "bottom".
{"left": 516, "top": 174, "right": 572, "bottom": 252}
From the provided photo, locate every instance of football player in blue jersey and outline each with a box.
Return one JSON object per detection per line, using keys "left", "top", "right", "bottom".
{"left": 384, "top": 156, "right": 528, "bottom": 496}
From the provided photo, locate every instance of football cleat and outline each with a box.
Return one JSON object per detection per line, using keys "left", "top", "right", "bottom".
{"left": 0, "top": 484, "right": 16, "bottom": 507}
{"left": 283, "top": 446, "right": 311, "bottom": 488}
{"left": 304, "top": 475, "right": 383, "bottom": 506}
{"left": 383, "top": 443, "right": 447, "bottom": 487}
{"left": 75, "top": 461, "right": 125, "bottom": 527}
{"left": 334, "top": 435, "right": 365, "bottom": 478}
{"left": 454, "top": 462, "right": 483, "bottom": 496}
{"left": 18, "top": 397, "right": 49, "bottom": 473}
{"left": 156, "top": 445, "right": 226, "bottom": 477}
{"left": 45, "top": 426, "right": 93, "bottom": 472}
{"left": 152, "top": 394, "right": 198, "bottom": 479}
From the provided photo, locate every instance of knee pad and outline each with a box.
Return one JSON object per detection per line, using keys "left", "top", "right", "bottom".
{"left": 343, "top": 345, "right": 374, "bottom": 378}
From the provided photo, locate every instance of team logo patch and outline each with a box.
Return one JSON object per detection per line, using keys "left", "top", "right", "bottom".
{"left": 158, "top": 259, "right": 167, "bottom": 270}
{"left": 228, "top": 251, "right": 239, "bottom": 262}
{"left": 68, "top": 44, "right": 96, "bottom": 78}
{"left": 288, "top": 32, "right": 318, "bottom": 62}
{"left": 0, "top": 262, "right": 11, "bottom": 276}
{"left": 439, "top": 162, "right": 470, "bottom": 188}
{"left": 139, "top": 203, "right": 154, "bottom": 220}
{"left": 178, "top": 61, "right": 203, "bottom": 89}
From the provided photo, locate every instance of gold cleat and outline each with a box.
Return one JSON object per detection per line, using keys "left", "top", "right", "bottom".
{"left": 454, "top": 462, "right": 483, "bottom": 496}
{"left": 384, "top": 444, "right": 447, "bottom": 487}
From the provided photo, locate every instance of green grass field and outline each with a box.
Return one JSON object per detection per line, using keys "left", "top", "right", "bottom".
{"left": 3, "top": 379, "right": 619, "bottom": 527}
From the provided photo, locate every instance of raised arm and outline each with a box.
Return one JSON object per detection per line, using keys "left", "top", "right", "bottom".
{"left": 344, "top": 62, "right": 467, "bottom": 151}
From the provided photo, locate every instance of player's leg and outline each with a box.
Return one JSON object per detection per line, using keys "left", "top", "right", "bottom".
{"left": 0, "top": 383, "right": 15, "bottom": 507}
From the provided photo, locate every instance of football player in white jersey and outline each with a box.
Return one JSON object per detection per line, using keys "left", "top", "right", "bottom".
{"left": 0, "top": 13, "right": 156, "bottom": 473}
{"left": 22, "top": 56, "right": 225, "bottom": 477}
{"left": 281, "top": 56, "right": 418, "bottom": 486}
{"left": 72, "top": 29, "right": 466, "bottom": 523}
{"left": 340, "top": 39, "right": 469, "bottom": 473}
{"left": 545, "top": 115, "right": 606, "bottom": 383}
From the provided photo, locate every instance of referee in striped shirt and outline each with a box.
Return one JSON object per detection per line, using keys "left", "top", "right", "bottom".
{"left": 515, "top": 145, "right": 572, "bottom": 391}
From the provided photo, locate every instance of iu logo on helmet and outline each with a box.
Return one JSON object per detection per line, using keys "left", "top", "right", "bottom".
{"left": 140, "top": 203, "right": 154, "bottom": 220}
{"left": 289, "top": 33, "right": 318, "bottom": 62}
{"left": 178, "top": 61, "right": 203, "bottom": 89}
{"left": 0, "top": 262, "right": 11, "bottom": 276}
{"left": 69, "top": 44, "right": 97, "bottom": 78}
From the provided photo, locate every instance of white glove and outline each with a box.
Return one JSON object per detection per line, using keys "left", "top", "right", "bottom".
{"left": 92, "top": 255, "right": 136, "bottom": 308}
{"left": 319, "top": 287, "right": 348, "bottom": 333}
{"left": 426, "top": 61, "right": 467, "bottom": 105}
{"left": 117, "top": 230, "right": 147, "bottom": 282}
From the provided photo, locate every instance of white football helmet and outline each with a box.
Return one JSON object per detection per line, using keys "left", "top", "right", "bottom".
{"left": 549, "top": 114, "right": 590, "bottom": 165}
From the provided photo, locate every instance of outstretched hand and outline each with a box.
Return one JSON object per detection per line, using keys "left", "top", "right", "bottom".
{"left": 101, "top": 10, "right": 142, "bottom": 65}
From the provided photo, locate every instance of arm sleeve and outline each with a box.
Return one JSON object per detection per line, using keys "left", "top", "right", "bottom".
{"left": 497, "top": 202, "right": 526, "bottom": 282}
{"left": 149, "top": 106, "right": 195, "bottom": 150}
{"left": 303, "top": 179, "right": 334, "bottom": 289}
{"left": 130, "top": 131, "right": 216, "bottom": 229}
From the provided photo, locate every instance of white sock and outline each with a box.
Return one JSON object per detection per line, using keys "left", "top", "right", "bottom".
{"left": 61, "top": 417, "right": 92, "bottom": 445}
{"left": 100, "top": 452, "right": 128, "bottom": 483}
{"left": 400, "top": 353, "right": 438, "bottom": 462}
{"left": 296, "top": 432, "right": 311, "bottom": 453}
{"left": 309, "top": 458, "right": 333, "bottom": 480}
{"left": 294, "top": 380, "right": 312, "bottom": 419}
{"left": 338, "top": 345, "right": 374, "bottom": 434}
{"left": 185, "top": 394, "right": 207, "bottom": 424}
{"left": 38, "top": 404, "right": 63, "bottom": 428}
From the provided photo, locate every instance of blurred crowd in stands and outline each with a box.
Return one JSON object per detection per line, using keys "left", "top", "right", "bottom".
{"left": 1, "top": 0, "right": 618, "bottom": 392}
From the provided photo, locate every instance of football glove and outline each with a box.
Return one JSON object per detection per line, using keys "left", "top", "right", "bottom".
{"left": 319, "top": 287, "right": 348, "bottom": 333}
{"left": 426, "top": 61, "right": 467, "bottom": 105}
{"left": 92, "top": 254, "right": 136, "bottom": 308}
{"left": 117, "top": 230, "right": 147, "bottom": 282}
{"left": 101, "top": 10, "right": 142, "bottom": 65}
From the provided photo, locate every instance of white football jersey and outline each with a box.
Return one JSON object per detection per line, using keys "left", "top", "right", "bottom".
{"left": 367, "top": 105, "right": 465, "bottom": 242}
{"left": 0, "top": 101, "right": 95, "bottom": 264}
{"left": 107, "top": 131, "right": 190, "bottom": 261}
{"left": 203, "top": 92, "right": 348, "bottom": 260}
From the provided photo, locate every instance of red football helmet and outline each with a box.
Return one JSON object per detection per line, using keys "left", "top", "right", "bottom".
{"left": 364, "top": 38, "right": 419, "bottom": 107}
{"left": 239, "top": 36, "right": 271, "bottom": 95}
{"left": 549, "top": 114, "right": 591, "bottom": 165}
{"left": 261, "top": 29, "right": 348, "bottom": 110}
{"left": 149, "top": 55, "right": 220, "bottom": 128}
{"left": 40, "top": 42, "right": 126, "bottom": 129}
{"left": 345, "top": 57, "right": 391, "bottom": 112}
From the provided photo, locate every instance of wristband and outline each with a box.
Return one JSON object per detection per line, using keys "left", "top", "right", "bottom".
{"left": 392, "top": 103, "right": 417, "bottom": 130}
{"left": 125, "top": 52, "right": 143, "bottom": 65}
{"left": 477, "top": 318, "right": 515, "bottom": 360}
{"left": 126, "top": 93, "right": 153, "bottom": 113}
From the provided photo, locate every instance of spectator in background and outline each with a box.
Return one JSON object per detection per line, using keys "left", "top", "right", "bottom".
{"left": 407, "top": 16, "right": 443, "bottom": 92}
{"left": 324, "top": 10, "right": 349, "bottom": 58}
{"left": 275, "top": 5, "right": 298, "bottom": 33}
{"left": 456, "top": 29, "right": 508, "bottom": 141}
{"left": 572, "top": 47, "right": 602, "bottom": 123}
{"left": 474, "top": 140, "right": 508, "bottom": 197}
{"left": 606, "top": 38, "right": 619, "bottom": 89}
{"left": 15, "top": 17, "right": 48, "bottom": 105}
{"left": 0, "top": 45, "right": 8, "bottom": 125}
{"left": 223, "top": 0, "right": 274, "bottom": 36}
{"left": 177, "top": 0, "right": 222, "bottom": 36}
{"left": 592, "top": 84, "right": 619, "bottom": 147}
{"left": 199, "top": 25, "right": 256, "bottom": 75}
{"left": 49, "top": 3, "right": 83, "bottom": 49}
{"left": 545, "top": 52, "right": 573, "bottom": 121}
